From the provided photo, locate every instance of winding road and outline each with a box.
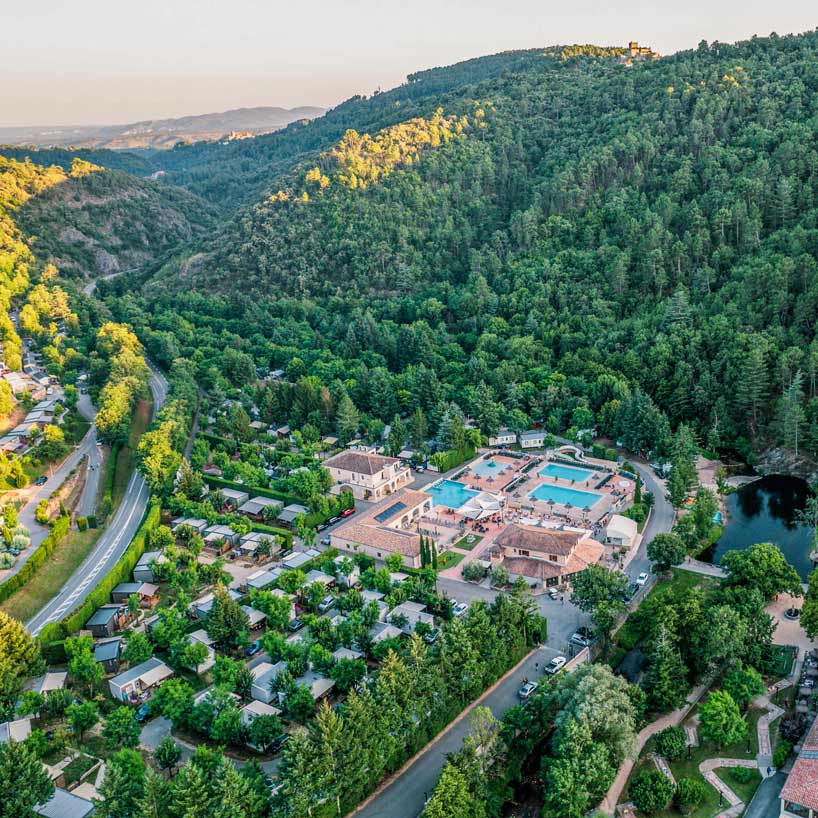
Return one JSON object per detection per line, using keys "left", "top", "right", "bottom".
{"left": 25, "top": 272, "right": 167, "bottom": 635}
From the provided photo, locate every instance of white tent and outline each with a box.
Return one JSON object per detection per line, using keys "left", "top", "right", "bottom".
{"left": 459, "top": 491, "right": 502, "bottom": 520}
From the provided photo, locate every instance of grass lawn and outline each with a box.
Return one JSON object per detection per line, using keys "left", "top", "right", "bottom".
{"left": 437, "top": 550, "right": 466, "bottom": 571}
{"left": 0, "top": 528, "right": 99, "bottom": 621}
{"left": 453, "top": 534, "right": 483, "bottom": 551}
{"left": 112, "top": 399, "right": 152, "bottom": 508}
{"left": 717, "top": 767, "right": 762, "bottom": 803}
{"left": 625, "top": 705, "right": 764, "bottom": 818}
{"left": 768, "top": 644, "right": 796, "bottom": 679}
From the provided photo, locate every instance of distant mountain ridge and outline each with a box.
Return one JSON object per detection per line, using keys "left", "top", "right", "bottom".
{"left": 0, "top": 105, "right": 326, "bottom": 150}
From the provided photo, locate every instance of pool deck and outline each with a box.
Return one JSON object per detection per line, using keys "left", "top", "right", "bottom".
{"left": 457, "top": 453, "right": 533, "bottom": 493}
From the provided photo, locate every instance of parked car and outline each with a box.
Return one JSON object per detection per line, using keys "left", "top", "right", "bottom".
{"left": 636, "top": 572, "right": 649, "bottom": 586}
{"left": 452, "top": 601, "right": 469, "bottom": 618}
{"left": 34, "top": 476, "right": 47, "bottom": 486}
{"left": 544, "top": 656, "right": 567, "bottom": 675}
{"left": 320, "top": 536, "right": 331, "bottom": 546}
{"left": 623, "top": 582, "right": 639, "bottom": 602}
{"left": 570, "top": 626, "right": 595, "bottom": 648}
{"left": 269, "top": 734, "right": 290, "bottom": 755}
{"left": 340, "top": 507, "right": 355, "bottom": 518}
{"left": 318, "top": 595, "right": 335, "bottom": 613}
{"left": 316, "top": 523, "right": 328, "bottom": 532}
{"left": 288, "top": 618, "right": 304, "bottom": 633}
{"left": 246, "top": 639, "right": 262, "bottom": 657}
{"left": 518, "top": 680, "right": 538, "bottom": 700}
{"left": 414, "top": 465, "right": 425, "bottom": 473}
{"left": 328, "top": 516, "right": 341, "bottom": 525}
{"left": 423, "top": 629, "right": 439, "bottom": 645}
{"left": 548, "top": 586, "right": 560, "bottom": 600}
{"left": 135, "top": 704, "right": 151, "bottom": 723}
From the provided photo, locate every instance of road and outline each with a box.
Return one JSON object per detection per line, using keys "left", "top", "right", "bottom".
{"left": 353, "top": 458, "right": 673, "bottom": 818}
{"left": 27, "top": 365, "right": 168, "bottom": 636}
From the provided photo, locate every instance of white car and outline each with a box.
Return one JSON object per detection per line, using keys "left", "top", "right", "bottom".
{"left": 636, "top": 572, "right": 649, "bottom": 586}
{"left": 452, "top": 601, "right": 469, "bottom": 618}
{"left": 544, "top": 655, "right": 567, "bottom": 675}
{"left": 518, "top": 681, "right": 539, "bottom": 700}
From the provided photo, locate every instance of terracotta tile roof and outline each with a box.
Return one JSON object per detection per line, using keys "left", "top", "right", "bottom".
{"left": 332, "top": 521, "right": 421, "bottom": 556}
{"left": 495, "top": 523, "right": 584, "bottom": 556}
{"left": 324, "top": 450, "right": 400, "bottom": 475}
{"left": 781, "top": 714, "right": 818, "bottom": 811}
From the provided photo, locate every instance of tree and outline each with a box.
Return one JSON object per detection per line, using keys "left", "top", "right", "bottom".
{"left": 0, "top": 738, "right": 54, "bottom": 818}
{"left": 95, "top": 748, "right": 145, "bottom": 818}
{"left": 647, "top": 532, "right": 686, "bottom": 572}
{"left": 0, "top": 612, "right": 43, "bottom": 720}
{"left": 591, "top": 600, "right": 625, "bottom": 658}
{"left": 723, "top": 665, "right": 765, "bottom": 710}
{"left": 699, "top": 690, "right": 747, "bottom": 748}
{"left": 103, "top": 706, "right": 141, "bottom": 749}
{"left": 675, "top": 778, "right": 707, "bottom": 815}
{"left": 154, "top": 735, "right": 182, "bottom": 777}
{"left": 247, "top": 714, "right": 283, "bottom": 752}
{"left": 67, "top": 700, "right": 99, "bottom": 743}
{"left": 67, "top": 637, "right": 104, "bottom": 696}
{"left": 655, "top": 726, "right": 687, "bottom": 761}
{"left": 206, "top": 586, "right": 250, "bottom": 648}
{"left": 329, "top": 658, "right": 367, "bottom": 693}
{"left": 643, "top": 624, "right": 688, "bottom": 713}
{"left": 721, "top": 542, "right": 802, "bottom": 600}
{"left": 137, "top": 768, "right": 170, "bottom": 818}
{"left": 570, "top": 564, "right": 628, "bottom": 612}
{"left": 285, "top": 685, "right": 315, "bottom": 722}
{"left": 336, "top": 393, "right": 360, "bottom": 443}
{"left": 691, "top": 488, "right": 718, "bottom": 540}
{"left": 122, "top": 631, "right": 153, "bottom": 666}
{"left": 629, "top": 769, "right": 674, "bottom": 813}
{"left": 150, "top": 678, "right": 194, "bottom": 729}
{"left": 422, "top": 760, "right": 473, "bottom": 818}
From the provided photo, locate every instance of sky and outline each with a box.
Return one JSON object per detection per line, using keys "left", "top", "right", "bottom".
{"left": 2, "top": 0, "right": 817, "bottom": 126}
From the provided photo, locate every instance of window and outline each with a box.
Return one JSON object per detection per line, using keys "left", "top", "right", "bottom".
{"left": 549, "top": 555, "right": 558, "bottom": 562}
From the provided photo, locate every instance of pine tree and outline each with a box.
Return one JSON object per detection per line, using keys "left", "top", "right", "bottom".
{"left": 736, "top": 338, "right": 769, "bottom": 435}
{"left": 336, "top": 392, "right": 360, "bottom": 444}
{"left": 643, "top": 625, "right": 689, "bottom": 712}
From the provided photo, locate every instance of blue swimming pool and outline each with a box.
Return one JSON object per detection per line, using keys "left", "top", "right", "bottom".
{"left": 427, "top": 479, "right": 479, "bottom": 509}
{"left": 529, "top": 483, "right": 602, "bottom": 509}
{"left": 470, "top": 459, "right": 513, "bottom": 478}
{"left": 539, "top": 463, "right": 594, "bottom": 482}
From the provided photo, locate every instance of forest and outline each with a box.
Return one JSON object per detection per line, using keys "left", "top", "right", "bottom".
{"left": 74, "top": 31, "right": 818, "bottom": 465}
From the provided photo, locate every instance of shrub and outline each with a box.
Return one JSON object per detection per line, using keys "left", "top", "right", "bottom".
{"left": 655, "top": 726, "right": 687, "bottom": 761}
{"left": 462, "top": 562, "right": 487, "bottom": 582}
{"left": 675, "top": 778, "right": 707, "bottom": 815}
{"left": 629, "top": 769, "right": 674, "bottom": 814}
{"left": 773, "top": 740, "right": 792, "bottom": 769}
{"left": 86, "top": 515, "right": 97, "bottom": 528}
{"left": 605, "top": 447, "right": 618, "bottom": 461}
{"left": 730, "top": 766, "right": 755, "bottom": 784}
{"left": 76, "top": 517, "right": 88, "bottom": 532}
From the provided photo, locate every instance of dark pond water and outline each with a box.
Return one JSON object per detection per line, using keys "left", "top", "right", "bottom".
{"left": 702, "top": 474, "right": 814, "bottom": 580}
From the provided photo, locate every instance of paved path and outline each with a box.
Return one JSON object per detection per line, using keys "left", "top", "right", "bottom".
{"left": 754, "top": 692, "right": 785, "bottom": 771}
{"left": 681, "top": 557, "right": 727, "bottom": 578}
{"left": 743, "top": 771, "right": 787, "bottom": 818}
{"left": 700, "top": 757, "right": 757, "bottom": 818}
{"left": 600, "top": 681, "right": 710, "bottom": 813}
{"left": 27, "top": 364, "right": 167, "bottom": 635}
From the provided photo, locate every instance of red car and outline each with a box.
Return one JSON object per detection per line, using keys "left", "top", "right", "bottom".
{"left": 340, "top": 507, "right": 356, "bottom": 518}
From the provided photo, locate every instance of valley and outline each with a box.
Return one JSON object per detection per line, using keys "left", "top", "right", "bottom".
{"left": 0, "top": 27, "right": 817, "bottom": 818}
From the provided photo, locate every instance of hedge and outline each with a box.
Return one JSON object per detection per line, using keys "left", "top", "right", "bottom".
{"left": 250, "top": 522, "right": 293, "bottom": 547}
{"left": 203, "top": 474, "right": 300, "bottom": 506}
{"left": 0, "top": 515, "right": 71, "bottom": 604}
{"left": 429, "top": 445, "right": 475, "bottom": 473}
{"left": 37, "top": 501, "right": 162, "bottom": 645}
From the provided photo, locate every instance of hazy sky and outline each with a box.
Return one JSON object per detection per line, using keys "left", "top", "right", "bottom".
{"left": 2, "top": 0, "right": 816, "bottom": 126}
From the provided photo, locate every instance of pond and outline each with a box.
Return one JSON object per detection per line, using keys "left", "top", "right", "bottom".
{"left": 702, "top": 474, "right": 814, "bottom": 580}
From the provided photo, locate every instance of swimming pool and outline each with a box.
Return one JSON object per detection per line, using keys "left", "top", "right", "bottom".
{"left": 470, "top": 459, "right": 514, "bottom": 478}
{"left": 539, "top": 463, "right": 594, "bottom": 483}
{"left": 529, "top": 483, "right": 602, "bottom": 509}
{"left": 426, "top": 479, "right": 479, "bottom": 509}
